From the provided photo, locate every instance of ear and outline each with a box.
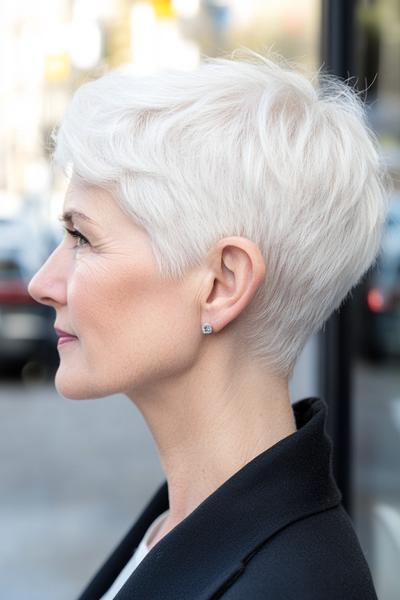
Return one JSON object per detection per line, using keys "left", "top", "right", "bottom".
{"left": 200, "top": 236, "right": 266, "bottom": 333}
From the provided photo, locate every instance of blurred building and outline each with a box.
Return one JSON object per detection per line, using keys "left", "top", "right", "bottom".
{"left": 0, "top": 0, "right": 320, "bottom": 224}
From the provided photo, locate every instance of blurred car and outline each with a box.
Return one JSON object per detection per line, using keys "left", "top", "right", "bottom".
{"left": 361, "top": 195, "right": 400, "bottom": 360}
{"left": 0, "top": 215, "right": 59, "bottom": 374}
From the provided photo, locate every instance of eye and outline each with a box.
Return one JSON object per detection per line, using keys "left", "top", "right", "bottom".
{"left": 64, "top": 226, "right": 90, "bottom": 248}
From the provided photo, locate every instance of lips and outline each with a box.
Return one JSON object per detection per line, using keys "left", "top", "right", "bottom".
{"left": 54, "top": 327, "right": 78, "bottom": 346}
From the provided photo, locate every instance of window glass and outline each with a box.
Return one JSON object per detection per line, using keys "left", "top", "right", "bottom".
{"left": 352, "top": 2, "right": 400, "bottom": 599}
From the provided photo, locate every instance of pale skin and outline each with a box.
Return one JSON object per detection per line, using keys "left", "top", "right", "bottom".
{"left": 28, "top": 177, "right": 297, "bottom": 551}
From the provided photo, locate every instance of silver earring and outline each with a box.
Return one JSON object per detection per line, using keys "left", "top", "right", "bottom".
{"left": 201, "top": 323, "right": 213, "bottom": 335}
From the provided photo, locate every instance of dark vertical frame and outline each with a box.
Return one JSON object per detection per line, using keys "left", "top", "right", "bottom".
{"left": 319, "top": 0, "right": 357, "bottom": 517}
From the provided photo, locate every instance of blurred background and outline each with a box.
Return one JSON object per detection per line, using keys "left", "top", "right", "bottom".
{"left": 0, "top": 1, "right": 399, "bottom": 599}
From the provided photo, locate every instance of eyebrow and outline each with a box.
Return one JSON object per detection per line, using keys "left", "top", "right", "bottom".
{"left": 58, "top": 210, "right": 98, "bottom": 226}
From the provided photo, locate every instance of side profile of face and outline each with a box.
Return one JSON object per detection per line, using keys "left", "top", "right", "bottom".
{"left": 28, "top": 178, "right": 203, "bottom": 400}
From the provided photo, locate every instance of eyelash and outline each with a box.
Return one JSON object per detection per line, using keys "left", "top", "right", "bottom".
{"left": 64, "top": 227, "right": 90, "bottom": 248}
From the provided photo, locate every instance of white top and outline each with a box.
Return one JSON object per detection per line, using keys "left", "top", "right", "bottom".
{"left": 100, "top": 509, "right": 170, "bottom": 600}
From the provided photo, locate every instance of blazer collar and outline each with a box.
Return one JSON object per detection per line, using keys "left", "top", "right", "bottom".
{"left": 79, "top": 397, "right": 341, "bottom": 600}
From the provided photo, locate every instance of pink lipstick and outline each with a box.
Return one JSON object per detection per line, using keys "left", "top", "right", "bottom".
{"left": 54, "top": 327, "right": 78, "bottom": 346}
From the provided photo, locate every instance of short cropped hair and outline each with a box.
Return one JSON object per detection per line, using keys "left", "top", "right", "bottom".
{"left": 51, "top": 49, "right": 391, "bottom": 379}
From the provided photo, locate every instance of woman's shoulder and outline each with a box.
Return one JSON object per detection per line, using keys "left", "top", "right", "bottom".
{"left": 219, "top": 504, "right": 378, "bottom": 600}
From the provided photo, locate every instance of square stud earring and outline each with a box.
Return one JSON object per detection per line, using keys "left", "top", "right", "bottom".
{"left": 201, "top": 323, "right": 213, "bottom": 335}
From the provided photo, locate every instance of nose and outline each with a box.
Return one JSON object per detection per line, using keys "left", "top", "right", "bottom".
{"left": 28, "top": 244, "right": 67, "bottom": 308}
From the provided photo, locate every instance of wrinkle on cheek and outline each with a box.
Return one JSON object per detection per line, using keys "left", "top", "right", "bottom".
{"left": 71, "top": 242, "right": 159, "bottom": 320}
{"left": 75, "top": 253, "right": 118, "bottom": 278}
{"left": 71, "top": 255, "right": 141, "bottom": 309}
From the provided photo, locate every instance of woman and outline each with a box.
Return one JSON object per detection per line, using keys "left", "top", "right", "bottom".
{"left": 28, "top": 50, "right": 389, "bottom": 599}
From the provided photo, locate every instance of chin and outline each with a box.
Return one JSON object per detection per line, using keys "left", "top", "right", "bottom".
{"left": 54, "top": 368, "right": 104, "bottom": 400}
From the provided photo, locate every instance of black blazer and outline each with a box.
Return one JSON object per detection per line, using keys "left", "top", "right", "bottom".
{"left": 77, "top": 397, "right": 378, "bottom": 599}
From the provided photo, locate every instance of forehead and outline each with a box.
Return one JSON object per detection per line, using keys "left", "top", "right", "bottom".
{"left": 62, "top": 178, "right": 145, "bottom": 237}
{"left": 63, "top": 179, "right": 116, "bottom": 217}
{"left": 64, "top": 177, "right": 108, "bottom": 201}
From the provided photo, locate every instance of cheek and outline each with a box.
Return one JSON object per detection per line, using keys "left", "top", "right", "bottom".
{"left": 117, "top": 280, "right": 199, "bottom": 369}
{"left": 66, "top": 265, "right": 199, "bottom": 383}
{"left": 65, "top": 262, "right": 124, "bottom": 365}
{"left": 68, "top": 270, "right": 105, "bottom": 330}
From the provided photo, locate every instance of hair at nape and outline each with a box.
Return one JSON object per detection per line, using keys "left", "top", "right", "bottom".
{"left": 51, "top": 47, "right": 391, "bottom": 380}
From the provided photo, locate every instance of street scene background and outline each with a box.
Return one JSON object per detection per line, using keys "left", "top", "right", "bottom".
{"left": 1, "top": 1, "right": 399, "bottom": 599}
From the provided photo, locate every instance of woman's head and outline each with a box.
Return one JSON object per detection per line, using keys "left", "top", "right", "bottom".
{"left": 29, "top": 49, "right": 390, "bottom": 396}
{"left": 29, "top": 174, "right": 268, "bottom": 400}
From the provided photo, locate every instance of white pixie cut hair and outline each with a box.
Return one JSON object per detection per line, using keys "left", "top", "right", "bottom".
{"left": 51, "top": 49, "right": 390, "bottom": 380}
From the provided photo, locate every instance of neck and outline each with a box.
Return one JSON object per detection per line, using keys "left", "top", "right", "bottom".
{"left": 127, "top": 352, "right": 297, "bottom": 542}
